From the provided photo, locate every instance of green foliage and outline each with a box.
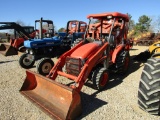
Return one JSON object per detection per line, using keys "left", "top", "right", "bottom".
{"left": 127, "top": 13, "right": 135, "bottom": 31}
{"left": 94, "top": 20, "right": 100, "bottom": 23}
{"left": 128, "top": 15, "right": 152, "bottom": 39}
{"left": 58, "top": 27, "right": 65, "bottom": 32}
{"left": 136, "top": 15, "right": 152, "bottom": 32}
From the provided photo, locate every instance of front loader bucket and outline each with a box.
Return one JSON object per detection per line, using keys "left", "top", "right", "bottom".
{"left": 0, "top": 44, "right": 18, "bottom": 56}
{"left": 20, "top": 70, "right": 82, "bottom": 120}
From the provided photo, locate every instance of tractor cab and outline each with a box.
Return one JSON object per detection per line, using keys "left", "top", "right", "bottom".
{"left": 77, "top": 12, "right": 130, "bottom": 63}
{"left": 34, "top": 18, "right": 54, "bottom": 39}
{"left": 86, "top": 13, "right": 129, "bottom": 46}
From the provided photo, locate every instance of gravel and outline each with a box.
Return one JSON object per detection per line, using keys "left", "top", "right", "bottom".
{"left": 0, "top": 45, "right": 159, "bottom": 120}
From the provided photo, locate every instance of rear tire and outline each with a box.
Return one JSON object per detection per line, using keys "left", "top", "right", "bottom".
{"left": 138, "top": 57, "right": 160, "bottom": 115}
{"left": 116, "top": 50, "right": 130, "bottom": 74}
{"left": 92, "top": 68, "right": 109, "bottom": 90}
{"left": 19, "top": 53, "right": 35, "bottom": 69}
{"left": 37, "top": 58, "right": 54, "bottom": 76}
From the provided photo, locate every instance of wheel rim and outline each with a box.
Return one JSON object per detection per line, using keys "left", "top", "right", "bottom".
{"left": 100, "top": 72, "right": 108, "bottom": 86}
{"left": 42, "top": 62, "right": 52, "bottom": 74}
{"left": 23, "top": 57, "right": 33, "bottom": 66}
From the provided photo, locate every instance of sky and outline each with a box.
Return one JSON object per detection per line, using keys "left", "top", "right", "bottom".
{"left": 0, "top": 0, "right": 160, "bottom": 31}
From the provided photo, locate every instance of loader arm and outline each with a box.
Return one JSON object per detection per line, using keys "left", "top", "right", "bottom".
{"left": 0, "top": 22, "right": 32, "bottom": 39}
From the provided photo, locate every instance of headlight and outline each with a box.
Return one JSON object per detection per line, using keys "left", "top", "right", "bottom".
{"left": 26, "top": 49, "right": 29, "bottom": 53}
{"left": 66, "top": 62, "right": 79, "bottom": 70}
{"left": 29, "top": 49, "right": 34, "bottom": 54}
{"left": 65, "top": 57, "right": 84, "bottom": 76}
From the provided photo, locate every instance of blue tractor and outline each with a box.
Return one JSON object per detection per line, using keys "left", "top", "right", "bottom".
{"left": 19, "top": 18, "right": 87, "bottom": 76}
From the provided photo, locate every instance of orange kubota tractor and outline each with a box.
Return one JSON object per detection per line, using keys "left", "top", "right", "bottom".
{"left": 20, "top": 12, "right": 130, "bottom": 120}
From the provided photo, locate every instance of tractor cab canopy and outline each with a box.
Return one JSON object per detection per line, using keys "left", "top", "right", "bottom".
{"left": 66, "top": 20, "right": 87, "bottom": 34}
{"left": 35, "top": 20, "right": 53, "bottom": 25}
{"left": 34, "top": 18, "right": 54, "bottom": 39}
{"left": 85, "top": 12, "right": 129, "bottom": 45}
{"left": 87, "top": 12, "right": 129, "bottom": 22}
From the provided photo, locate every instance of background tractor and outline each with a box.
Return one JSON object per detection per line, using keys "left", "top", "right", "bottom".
{"left": 19, "top": 18, "right": 55, "bottom": 73}
{"left": 0, "top": 22, "right": 34, "bottom": 56}
{"left": 19, "top": 12, "right": 130, "bottom": 120}
{"left": 58, "top": 20, "right": 87, "bottom": 47}
{"left": 19, "top": 19, "right": 87, "bottom": 76}
{"left": 133, "top": 41, "right": 160, "bottom": 61}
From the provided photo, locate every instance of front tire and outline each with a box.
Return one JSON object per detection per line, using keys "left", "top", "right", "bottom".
{"left": 92, "top": 68, "right": 109, "bottom": 90}
{"left": 138, "top": 57, "right": 160, "bottom": 115}
{"left": 19, "top": 53, "right": 35, "bottom": 69}
{"left": 37, "top": 58, "right": 54, "bottom": 76}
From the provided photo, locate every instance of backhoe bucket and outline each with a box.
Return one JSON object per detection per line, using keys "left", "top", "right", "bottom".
{"left": 0, "top": 44, "right": 18, "bottom": 56}
{"left": 20, "top": 70, "right": 82, "bottom": 120}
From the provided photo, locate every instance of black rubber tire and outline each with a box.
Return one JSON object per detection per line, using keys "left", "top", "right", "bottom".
{"left": 71, "top": 38, "right": 83, "bottom": 48}
{"left": 37, "top": 58, "right": 54, "bottom": 76}
{"left": 19, "top": 53, "right": 35, "bottom": 69}
{"left": 92, "top": 67, "right": 109, "bottom": 90}
{"left": 138, "top": 57, "right": 160, "bottom": 115}
{"left": 116, "top": 50, "right": 130, "bottom": 74}
{"left": 18, "top": 46, "right": 26, "bottom": 52}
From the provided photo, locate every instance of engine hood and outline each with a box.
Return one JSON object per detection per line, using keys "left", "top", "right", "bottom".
{"left": 24, "top": 36, "right": 61, "bottom": 48}
{"left": 70, "top": 43, "right": 101, "bottom": 59}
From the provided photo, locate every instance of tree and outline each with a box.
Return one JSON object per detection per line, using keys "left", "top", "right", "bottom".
{"left": 136, "top": 15, "right": 152, "bottom": 33}
{"left": 127, "top": 13, "right": 135, "bottom": 31}
{"left": 58, "top": 27, "right": 65, "bottom": 32}
{"left": 151, "top": 15, "right": 160, "bottom": 33}
{"left": 156, "top": 16, "right": 160, "bottom": 32}
{"left": 16, "top": 20, "right": 25, "bottom": 26}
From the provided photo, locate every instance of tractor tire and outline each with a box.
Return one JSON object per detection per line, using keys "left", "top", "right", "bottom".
{"left": 18, "top": 46, "right": 26, "bottom": 52}
{"left": 19, "top": 53, "right": 35, "bottom": 69}
{"left": 92, "top": 67, "right": 109, "bottom": 90}
{"left": 138, "top": 57, "right": 160, "bottom": 115}
{"left": 71, "top": 38, "right": 83, "bottom": 48}
{"left": 116, "top": 50, "right": 130, "bottom": 74}
{"left": 37, "top": 58, "right": 54, "bottom": 76}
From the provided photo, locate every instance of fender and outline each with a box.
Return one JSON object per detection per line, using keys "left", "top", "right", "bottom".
{"left": 12, "top": 38, "right": 24, "bottom": 49}
{"left": 112, "top": 44, "right": 125, "bottom": 63}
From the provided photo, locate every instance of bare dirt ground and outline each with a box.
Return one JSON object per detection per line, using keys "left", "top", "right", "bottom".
{"left": 0, "top": 45, "right": 159, "bottom": 120}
